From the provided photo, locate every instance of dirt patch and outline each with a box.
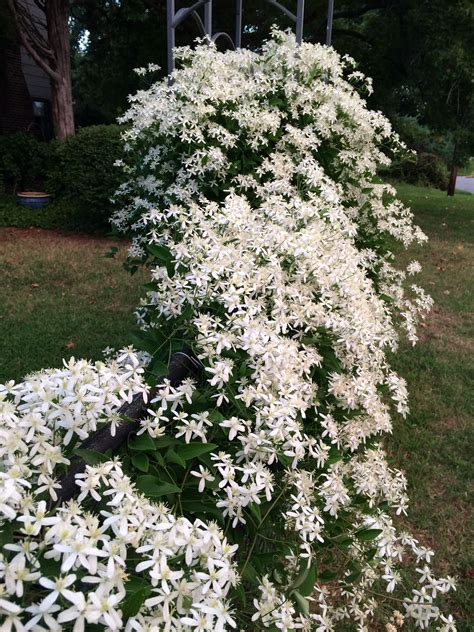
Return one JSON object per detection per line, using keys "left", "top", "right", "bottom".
{"left": 0, "top": 226, "right": 123, "bottom": 246}
{"left": 418, "top": 305, "right": 473, "bottom": 352}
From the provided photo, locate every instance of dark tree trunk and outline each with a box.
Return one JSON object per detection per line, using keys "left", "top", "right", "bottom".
{"left": 47, "top": 0, "right": 74, "bottom": 139}
{"left": 447, "top": 140, "right": 459, "bottom": 197}
{"left": 447, "top": 164, "right": 458, "bottom": 197}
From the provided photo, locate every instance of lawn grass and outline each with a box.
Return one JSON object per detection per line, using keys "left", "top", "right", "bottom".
{"left": 388, "top": 184, "right": 473, "bottom": 630}
{"left": 0, "top": 186, "right": 472, "bottom": 628}
{"left": 0, "top": 227, "right": 145, "bottom": 381}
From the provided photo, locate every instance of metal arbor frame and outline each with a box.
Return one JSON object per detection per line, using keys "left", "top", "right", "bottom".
{"left": 166, "top": 0, "right": 335, "bottom": 75}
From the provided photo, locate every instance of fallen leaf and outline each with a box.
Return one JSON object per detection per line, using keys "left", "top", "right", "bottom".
{"left": 65, "top": 341, "right": 76, "bottom": 349}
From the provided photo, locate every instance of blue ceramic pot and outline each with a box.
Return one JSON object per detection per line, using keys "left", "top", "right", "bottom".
{"left": 17, "top": 192, "right": 52, "bottom": 209}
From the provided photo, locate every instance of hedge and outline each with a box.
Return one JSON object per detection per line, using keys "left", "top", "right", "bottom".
{"left": 0, "top": 125, "right": 124, "bottom": 233}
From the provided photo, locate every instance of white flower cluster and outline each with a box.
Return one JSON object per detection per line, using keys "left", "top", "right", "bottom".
{"left": 0, "top": 350, "right": 146, "bottom": 513}
{"left": 0, "top": 31, "right": 454, "bottom": 631}
{"left": 0, "top": 352, "right": 237, "bottom": 630}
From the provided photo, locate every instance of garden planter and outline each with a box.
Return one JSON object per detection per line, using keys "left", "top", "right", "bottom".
{"left": 16, "top": 191, "right": 52, "bottom": 209}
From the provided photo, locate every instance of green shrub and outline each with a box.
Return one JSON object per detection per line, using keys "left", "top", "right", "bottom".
{"left": 46, "top": 125, "right": 124, "bottom": 231}
{"left": 392, "top": 115, "right": 455, "bottom": 164}
{"left": 0, "top": 132, "right": 50, "bottom": 193}
{"left": 414, "top": 152, "right": 450, "bottom": 189}
{"left": 383, "top": 151, "right": 449, "bottom": 190}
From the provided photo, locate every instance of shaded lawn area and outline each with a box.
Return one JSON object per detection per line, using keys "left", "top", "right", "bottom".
{"left": 0, "top": 227, "right": 146, "bottom": 381}
{"left": 389, "top": 184, "right": 473, "bottom": 630}
{"left": 0, "top": 185, "right": 472, "bottom": 628}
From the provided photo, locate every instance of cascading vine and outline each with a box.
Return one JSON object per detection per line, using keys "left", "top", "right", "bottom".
{"left": 0, "top": 31, "right": 455, "bottom": 631}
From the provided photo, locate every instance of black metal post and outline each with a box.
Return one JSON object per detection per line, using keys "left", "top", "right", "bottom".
{"left": 326, "top": 0, "right": 335, "bottom": 46}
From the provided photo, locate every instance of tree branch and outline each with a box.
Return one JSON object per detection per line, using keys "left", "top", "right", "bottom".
{"left": 15, "top": 4, "right": 53, "bottom": 61}
{"left": 6, "top": 0, "right": 60, "bottom": 81}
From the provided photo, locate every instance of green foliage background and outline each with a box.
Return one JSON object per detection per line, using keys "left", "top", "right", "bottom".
{"left": 69, "top": 0, "right": 474, "bottom": 165}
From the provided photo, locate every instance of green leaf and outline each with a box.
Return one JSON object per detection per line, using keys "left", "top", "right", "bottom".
{"left": 365, "top": 547, "right": 377, "bottom": 561}
{"left": 354, "top": 528, "right": 383, "bottom": 541}
{"left": 146, "top": 244, "right": 174, "bottom": 274}
{"left": 182, "top": 595, "right": 193, "bottom": 611}
{"left": 166, "top": 449, "right": 186, "bottom": 468}
{"left": 207, "top": 410, "right": 225, "bottom": 423}
{"left": 104, "top": 246, "right": 118, "bottom": 258}
{"left": 128, "top": 433, "right": 156, "bottom": 451}
{"left": 146, "top": 243, "right": 173, "bottom": 262}
{"left": 299, "top": 563, "right": 317, "bottom": 597}
{"left": 153, "top": 452, "right": 165, "bottom": 467}
{"left": 129, "top": 329, "right": 166, "bottom": 355}
{"left": 234, "top": 584, "right": 247, "bottom": 608}
{"left": 153, "top": 436, "right": 179, "bottom": 449}
{"left": 289, "top": 564, "right": 310, "bottom": 591}
{"left": 277, "top": 452, "right": 292, "bottom": 467}
{"left": 136, "top": 476, "right": 181, "bottom": 497}
{"left": 39, "top": 555, "right": 62, "bottom": 577}
{"left": 180, "top": 499, "right": 225, "bottom": 523}
{"left": 319, "top": 569, "right": 337, "bottom": 582}
{"left": 346, "top": 565, "right": 362, "bottom": 583}
{"left": 122, "top": 587, "right": 150, "bottom": 619}
{"left": 176, "top": 442, "right": 218, "bottom": 461}
{"left": 326, "top": 448, "right": 343, "bottom": 465}
{"left": 148, "top": 359, "right": 168, "bottom": 377}
{"left": 240, "top": 562, "right": 259, "bottom": 585}
{"left": 0, "top": 522, "right": 13, "bottom": 548}
{"left": 74, "top": 448, "right": 109, "bottom": 465}
{"left": 247, "top": 502, "right": 262, "bottom": 525}
{"left": 131, "top": 453, "right": 149, "bottom": 473}
{"left": 292, "top": 590, "right": 310, "bottom": 616}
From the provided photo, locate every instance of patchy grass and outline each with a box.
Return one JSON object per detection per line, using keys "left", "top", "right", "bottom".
{"left": 388, "top": 184, "right": 474, "bottom": 629}
{"left": 0, "top": 227, "right": 145, "bottom": 381}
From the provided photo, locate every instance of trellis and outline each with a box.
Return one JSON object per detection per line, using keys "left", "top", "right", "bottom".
{"left": 166, "top": 0, "right": 336, "bottom": 74}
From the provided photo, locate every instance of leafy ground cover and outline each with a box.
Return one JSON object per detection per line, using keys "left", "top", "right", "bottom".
{"left": 0, "top": 227, "right": 145, "bottom": 381}
{"left": 0, "top": 184, "right": 472, "bottom": 628}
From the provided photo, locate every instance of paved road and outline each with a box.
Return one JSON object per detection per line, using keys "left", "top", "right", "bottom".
{"left": 456, "top": 176, "right": 474, "bottom": 193}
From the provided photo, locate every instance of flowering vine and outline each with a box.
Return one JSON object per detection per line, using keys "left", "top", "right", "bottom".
{"left": 0, "top": 31, "right": 456, "bottom": 631}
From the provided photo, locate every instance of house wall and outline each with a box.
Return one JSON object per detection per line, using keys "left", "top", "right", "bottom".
{"left": 0, "top": 44, "right": 34, "bottom": 134}
{"left": 20, "top": 0, "right": 51, "bottom": 101}
{"left": 20, "top": 47, "right": 51, "bottom": 100}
